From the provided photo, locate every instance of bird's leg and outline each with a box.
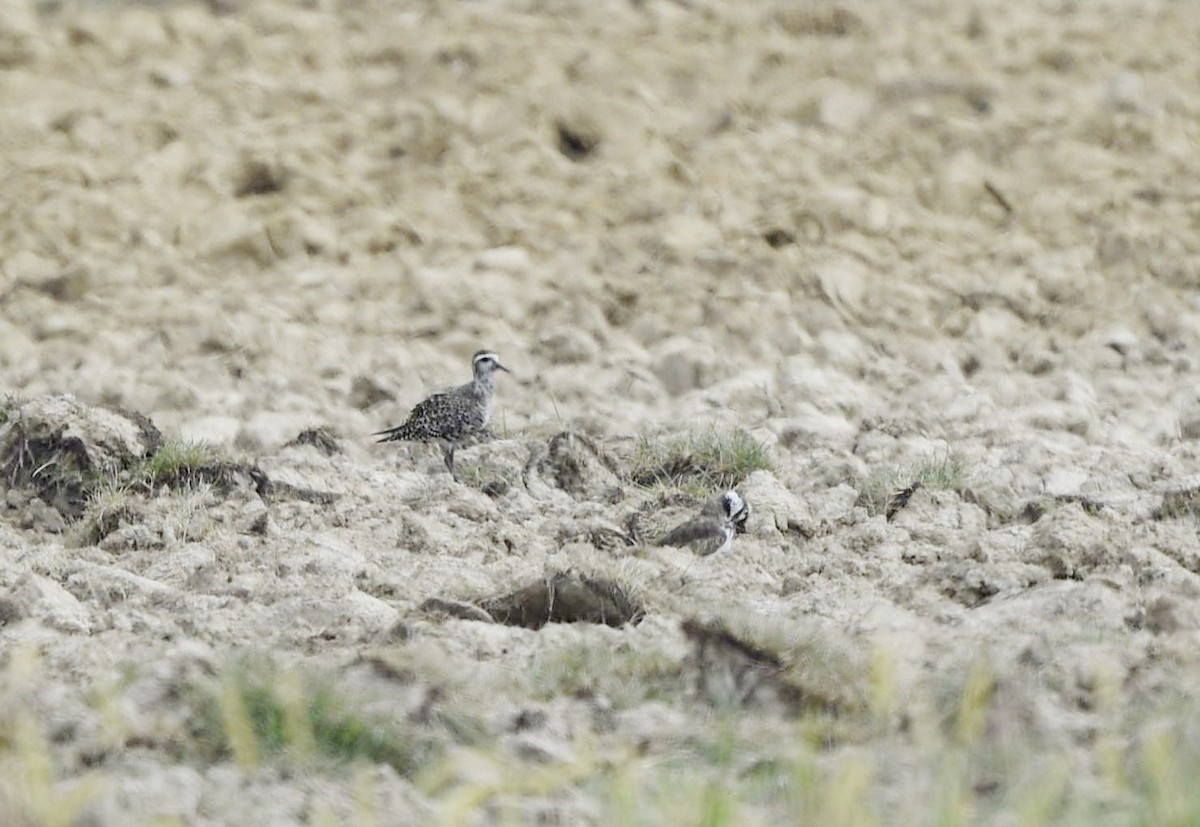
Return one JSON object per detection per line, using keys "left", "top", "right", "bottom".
{"left": 442, "top": 443, "right": 458, "bottom": 481}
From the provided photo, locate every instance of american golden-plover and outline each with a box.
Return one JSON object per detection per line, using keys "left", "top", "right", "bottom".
{"left": 655, "top": 490, "right": 750, "bottom": 556}
{"left": 375, "top": 350, "right": 511, "bottom": 481}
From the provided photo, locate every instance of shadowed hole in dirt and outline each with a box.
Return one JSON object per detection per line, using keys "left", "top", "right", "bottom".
{"left": 423, "top": 574, "right": 644, "bottom": 629}
{"left": 762, "top": 227, "right": 794, "bottom": 248}
{"left": 233, "top": 158, "right": 289, "bottom": 197}
{"left": 555, "top": 120, "right": 600, "bottom": 161}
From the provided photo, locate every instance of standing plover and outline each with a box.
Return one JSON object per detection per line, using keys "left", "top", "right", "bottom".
{"left": 655, "top": 490, "right": 750, "bottom": 556}
{"left": 375, "top": 350, "right": 510, "bottom": 481}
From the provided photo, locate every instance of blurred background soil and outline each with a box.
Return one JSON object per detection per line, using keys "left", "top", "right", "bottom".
{"left": 3, "top": 0, "right": 1200, "bottom": 823}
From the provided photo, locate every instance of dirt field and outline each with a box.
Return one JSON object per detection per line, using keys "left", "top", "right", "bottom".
{"left": 3, "top": 0, "right": 1200, "bottom": 823}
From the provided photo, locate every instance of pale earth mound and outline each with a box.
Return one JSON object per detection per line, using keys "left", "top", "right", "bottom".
{"left": 3, "top": 0, "right": 1200, "bottom": 823}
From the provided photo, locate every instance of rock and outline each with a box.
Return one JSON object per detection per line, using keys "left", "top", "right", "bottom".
{"left": 0, "top": 595, "right": 23, "bottom": 628}
{"left": 817, "top": 82, "right": 875, "bottom": 132}
{"left": 814, "top": 259, "right": 868, "bottom": 319}
{"left": 738, "top": 470, "right": 811, "bottom": 534}
{"left": 13, "top": 573, "right": 92, "bottom": 633}
{"left": 65, "top": 562, "right": 180, "bottom": 609}
{"left": 95, "top": 763, "right": 204, "bottom": 824}
{"left": 534, "top": 432, "right": 623, "bottom": 500}
{"left": 149, "top": 64, "right": 192, "bottom": 88}
{"left": 0, "top": 395, "right": 163, "bottom": 520}
{"left": 99, "top": 524, "right": 165, "bottom": 552}
{"left": 650, "top": 337, "right": 715, "bottom": 396}
{"left": 809, "top": 483, "right": 860, "bottom": 523}
{"left": 1179, "top": 393, "right": 1200, "bottom": 441}
{"left": 475, "top": 246, "right": 532, "bottom": 273}
{"left": 890, "top": 487, "right": 988, "bottom": 544}
{"left": 1102, "top": 327, "right": 1139, "bottom": 358}
{"left": 1043, "top": 467, "right": 1090, "bottom": 498}
{"left": 344, "top": 589, "right": 402, "bottom": 631}
{"left": 1105, "top": 70, "right": 1147, "bottom": 113}
{"left": 1026, "top": 503, "right": 1129, "bottom": 579}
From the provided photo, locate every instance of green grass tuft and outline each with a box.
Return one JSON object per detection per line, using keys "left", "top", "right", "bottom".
{"left": 856, "top": 450, "right": 965, "bottom": 518}
{"left": 141, "top": 440, "right": 219, "bottom": 487}
{"left": 627, "top": 428, "right": 772, "bottom": 495}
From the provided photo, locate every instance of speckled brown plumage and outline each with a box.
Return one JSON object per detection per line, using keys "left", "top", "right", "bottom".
{"left": 375, "top": 350, "right": 510, "bottom": 480}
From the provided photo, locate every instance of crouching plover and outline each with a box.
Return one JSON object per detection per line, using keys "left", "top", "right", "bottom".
{"left": 375, "top": 350, "right": 510, "bottom": 481}
{"left": 655, "top": 490, "right": 750, "bottom": 556}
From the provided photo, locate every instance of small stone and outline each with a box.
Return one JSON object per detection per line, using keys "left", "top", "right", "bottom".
{"left": 150, "top": 64, "right": 192, "bottom": 88}
{"left": 474, "top": 246, "right": 531, "bottom": 273}
{"left": 1043, "top": 468, "right": 1090, "bottom": 498}
{"left": 13, "top": 574, "right": 91, "bottom": 634}
{"left": 1105, "top": 71, "right": 1146, "bottom": 113}
{"left": 818, "top": 82, "right": 874, "bottom": 132}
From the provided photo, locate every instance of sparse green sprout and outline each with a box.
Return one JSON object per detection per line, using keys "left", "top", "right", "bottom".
{"left": 627, "top": 428, "right": 772, "bottom": 495}
{"left": 856, "top": 451, "right": 965, "bottom": 518}
{"left": 188, "top": 664, "right": 433, "bottom": 776}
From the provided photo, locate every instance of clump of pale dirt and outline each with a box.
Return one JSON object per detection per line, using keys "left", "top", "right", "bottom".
{"left": 3, "top": 0, "right": 1200, "bottom": 822}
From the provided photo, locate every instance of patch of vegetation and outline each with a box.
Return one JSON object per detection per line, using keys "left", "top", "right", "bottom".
{"left": 627, "top": 428, "right": 772, "bottom": 495}
{"left": 856, "top": 450, "right": 965, "bottom": 519}
{"left": 74, "top": 477, "right": 142, "bottom": 546}
{"left": 187, "top": 663, "right": 435, "bottom": 776}
{"left": 139, "top": 440, "right": 220, "bottom": 488}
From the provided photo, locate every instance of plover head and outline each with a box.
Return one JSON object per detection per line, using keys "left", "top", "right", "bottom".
{"left": 472, "top": 350, "right": 511, "bottom": 380}
{"left": 721, "top": 490, "right": 750, "bottom": 533}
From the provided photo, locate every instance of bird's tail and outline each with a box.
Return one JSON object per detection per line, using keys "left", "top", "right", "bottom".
{"left": 374, "top": 425, "right": 410, "bottom": 442}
